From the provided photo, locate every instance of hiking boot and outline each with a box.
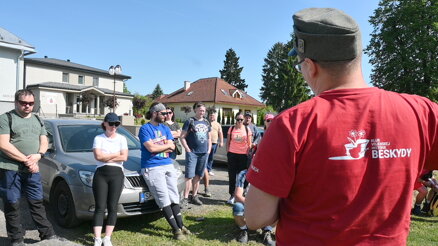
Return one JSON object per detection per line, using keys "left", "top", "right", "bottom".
{"left": 204, "top": 188, "right": 212, "bottom": 197}
{"left": 412, "top": 204, "right": 422, "bottom": 216}
{"left": 180, "top": 198, "right": 189, "bottom": 209}
{"left": 262, "top": 230, "right": 276, "bottom": 246}
{"left": 181, "top": 226, "right": 192, "bottom": 235}
{"left": 227, "top": 196, "right": 235, "bottom": 205}
{"left": 94, "top": 237, "right": 102, "bottom": 246}
{"left": 237, "top": 229, "right": 248, "bottom": 243}
{"left": 173, "top": 229, "right": 187, "bottom": 240}
{"left": 191, "top": 195, "right": 203, "bottom": 205}
{"left": 102, "top": 236, "right": 113, "bottom": 246}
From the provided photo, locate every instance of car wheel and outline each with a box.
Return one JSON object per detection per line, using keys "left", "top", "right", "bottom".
{"left": 51, "top": 180, "right": 80, "bottom": 228}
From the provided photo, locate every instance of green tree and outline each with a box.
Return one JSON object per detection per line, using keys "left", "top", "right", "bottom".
{"left": 219, "top": 48, "right": 248, "bottom": 91}
{"left": 123, "top": 82, "right": 131, "bottom": 94}
{"left": 260, "top": 40, "right": 311, "bottom": 112}
{"left": 151, "top": 84, "right": 164, "bottom": 100}
{"left": 365, "top": 0, "right": 438, "bottom": 101}
{"left": 132, "top": 94, "right": 152, "bottom": 117}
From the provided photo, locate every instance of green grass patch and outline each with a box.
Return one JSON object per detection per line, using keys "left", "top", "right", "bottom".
{"left": 70, "top": 205, "right": 438, "bottom": 245}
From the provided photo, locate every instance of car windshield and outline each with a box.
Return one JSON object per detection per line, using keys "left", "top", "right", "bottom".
{"left": 58, "top": 124, "right": 141, "bottom": 152}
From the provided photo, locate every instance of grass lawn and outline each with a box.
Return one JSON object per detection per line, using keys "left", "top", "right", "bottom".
{"left": 70, "top": 204, "right": 438, "bottom": 245}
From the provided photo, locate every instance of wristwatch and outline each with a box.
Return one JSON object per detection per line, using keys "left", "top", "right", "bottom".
{"left": 38, "top": 152, "right": 45, "bottom": 159}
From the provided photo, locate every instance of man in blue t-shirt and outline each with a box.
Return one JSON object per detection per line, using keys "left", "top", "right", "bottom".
{"left": 180, "top": 102, "right": 212, "bottom": 206}
{"left": 138, "top": 102, "right": 190, "bottom": 240}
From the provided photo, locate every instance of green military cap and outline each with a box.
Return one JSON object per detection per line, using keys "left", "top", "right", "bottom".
{"left": 288, "top": 8, "right": 362, "bottom": 62}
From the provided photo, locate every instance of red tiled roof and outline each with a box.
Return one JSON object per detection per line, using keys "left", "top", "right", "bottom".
{"left": 157, "top": 77, "right": 265, "bottom": 107}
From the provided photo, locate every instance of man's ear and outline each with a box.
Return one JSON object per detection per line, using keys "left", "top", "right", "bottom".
{"left": 305, "top": 58, "right": 318, "bottom": 79}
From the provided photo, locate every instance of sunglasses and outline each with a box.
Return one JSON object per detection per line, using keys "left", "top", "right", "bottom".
{"left": 294, "top": 59, "right": 305, "bottom": 73}
{"left": 236, "top": 118, "right": 244, "bottom": 122}
{"left": 18, "top": 100, "right": 35, "bottom": 106}
{"left": 159, "top": 112, "right": 169, "bottom": 116}
{"left": 108, "top": 122, "right": 121, "bottom": 127}
{"left": 166, "top": 111, "right": 173, "bottom": 114}
{"left": 265, "top": 119, "right": 272, "bottom": 123}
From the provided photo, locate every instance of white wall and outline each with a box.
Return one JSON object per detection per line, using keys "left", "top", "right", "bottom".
{"left": 38, "top": 90, "right": 67, "bottom": 117}
{"left": 0, "top": 47, "right": 25, "bottom": 114}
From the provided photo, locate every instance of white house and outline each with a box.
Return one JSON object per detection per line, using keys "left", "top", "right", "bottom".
{"left": 0, "top": 27, "right": 35, "bottom": 113}
{"left": 157, "top": 77, "right": 265, "bottom": 125}
{"left": 25, "top": 57, "right": 134, "bottom": 118}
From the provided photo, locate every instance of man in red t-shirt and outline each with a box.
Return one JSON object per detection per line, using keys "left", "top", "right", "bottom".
{"left": 245, "top": 8, "right": 438, "bottom": 246}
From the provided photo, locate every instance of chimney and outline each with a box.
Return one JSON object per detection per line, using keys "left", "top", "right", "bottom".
{"left": 184, "top": 81, "right": 191, "bottom": 90}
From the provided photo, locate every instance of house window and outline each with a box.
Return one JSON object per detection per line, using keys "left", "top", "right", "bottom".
{"left": 93, "top": 77, "right": 99, "bottom": 86}
{"left": 78, "top": 75, "right": 84, "bottom": 84}
{"left": 62, "top": 73, "right": 69, "bottom": 83}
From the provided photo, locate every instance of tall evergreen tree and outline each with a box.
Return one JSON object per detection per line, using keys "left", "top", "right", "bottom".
{"left": 219, "top": 48, "right": 248, "bottom": 90}
{"left": 123, "top": 82, "right": 131, "bottom": 94}
{"left": 260, "top": 40, "right": 310, "bottom": 112}
{"left": 151, "top": 84, "right": 164, "bottom": 100}
{"left": 365, "top": 0, "right": 438, "bottom": 101}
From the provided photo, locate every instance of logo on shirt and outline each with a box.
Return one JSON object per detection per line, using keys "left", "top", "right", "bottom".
{"left": 195, "top": 123, "right": 209, "bottom": 144}
{"left": 328, "top": 130, "right": 412, "bottom": 160}
{"left": 329, "top": 130, "right": 370, "bottom": 160}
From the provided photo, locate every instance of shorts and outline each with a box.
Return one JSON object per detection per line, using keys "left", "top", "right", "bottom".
{"left": 141, "top": 165, "right": 180, "bottom": 208}
{"left": 185, "top": 152, "right": 208, "bottom": 179}
{"left": 233, "top": 202, "right": 245, "bottom": 216}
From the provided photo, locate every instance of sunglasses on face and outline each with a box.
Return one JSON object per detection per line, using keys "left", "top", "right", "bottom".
{"left": 18, "top": 100, "right": 35, "bottom": 106}
{"left": 236, "top": 118, "right": 244, "bottom": 122}
{"left": 159, "top": 112, "right": 169, "bottom": 116}
{"left": 265, "top": 119, "right": 272, "bottom": 123}
{"left": 167, "top": 111, "right": 173, "bottom": 114}
{"left": 108, "top": 122, "right": 121, "bottom": 127}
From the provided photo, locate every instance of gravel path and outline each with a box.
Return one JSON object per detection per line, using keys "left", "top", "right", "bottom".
{"left": 0, "top": 153, "right": 232, "bottom": 246}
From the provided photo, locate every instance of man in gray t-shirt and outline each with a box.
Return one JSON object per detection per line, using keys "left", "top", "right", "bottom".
{"left": 0, "top": 89, "right": 58, "bottom": 245}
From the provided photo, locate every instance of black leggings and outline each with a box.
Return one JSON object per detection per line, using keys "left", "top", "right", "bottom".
{"left": 227, "top": 152, "right": 248, "bottom": 196}
{"left": 92, "top": 166, "right": 124, "bottom": 227}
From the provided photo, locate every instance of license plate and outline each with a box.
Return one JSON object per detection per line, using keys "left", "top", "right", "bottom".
{"left": 139, "top": 192, "right": 151, "bottom": 203}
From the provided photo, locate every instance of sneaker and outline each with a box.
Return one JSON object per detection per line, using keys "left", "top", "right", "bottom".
{"left": 204, "top": 188, "right": 212, "bottom": 197}
{"left": 262, "top": 230, "right": 276, "bottom": 246}
{"left": 412, "top": 205, "right": 422, "bottom": 216}
{"left": 94, "top": 237, "right": 102, "bottom": 246}
{"left": 102, "top": 236, "right": 113, "bottom": 246}
{"left": 173, "top": 229, "right": 187, "bottom": 240}
{"left": 237, "top": 229, "right": 248, "bottom": 243}
{"left": 180, "top": 198, "right": 189, "bottom": 209}
{"left": 227, "top": 196, "right": 235, "bottom": 205}
{"left": 422, "top": 202, "right": 430, "bottom": 213}
{"left": 181, "top": 226, "right": 192, "bottom": 235}
{"left": 191, "top": 195, "right": 203, "bottom": 205}
{"left": 209, "top": 171, "right": 215, "bottom": 176}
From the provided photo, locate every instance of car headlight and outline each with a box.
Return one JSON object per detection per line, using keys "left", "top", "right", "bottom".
{"left": 79, "top": 170, "right": 94, "bottom": 188}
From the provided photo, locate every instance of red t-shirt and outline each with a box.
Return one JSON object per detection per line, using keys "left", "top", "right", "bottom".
{"left": 247, "top": 87, "right": 438, "bottom": 246}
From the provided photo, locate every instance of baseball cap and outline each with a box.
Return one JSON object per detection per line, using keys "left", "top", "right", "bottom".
{"left": 264, "top": 114, "right": 275, "bottom": 121}
{"left": 244, "top": 112, "right": 252, "bottom": 118}
{"left": 104, "top": 113, "right": 120, "bottom": 122}
{"left": 288, "top": 8, "right": 362, "bottom": 62}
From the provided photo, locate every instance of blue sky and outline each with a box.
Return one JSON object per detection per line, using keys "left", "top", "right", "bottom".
{"left": 1, "top": 0, "right": 380, "bottom": 101}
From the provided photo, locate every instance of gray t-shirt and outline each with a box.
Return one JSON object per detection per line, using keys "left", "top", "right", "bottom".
{"left": 0, "top": 111, "right": 46, "bottom": 171}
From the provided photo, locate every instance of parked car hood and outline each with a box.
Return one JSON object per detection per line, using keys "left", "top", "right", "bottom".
{"left": 52, "top": 149, "right": 143, "bottom": 175}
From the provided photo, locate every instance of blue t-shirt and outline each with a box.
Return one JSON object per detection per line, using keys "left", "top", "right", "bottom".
{"left": 182, "top": 117, "right": 211, "bottom": 153}
{"left": 139, "top": 122, "right": 174, "bottom": 168}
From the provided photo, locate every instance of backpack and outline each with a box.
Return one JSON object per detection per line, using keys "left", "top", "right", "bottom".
{"left": 228, "top": 125, "right": 249, "bottom": 141}
{"left": 6, "top": 110, "right": 44, "bottom": 141}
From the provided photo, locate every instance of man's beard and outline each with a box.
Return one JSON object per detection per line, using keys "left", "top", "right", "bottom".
{"left": 153, "top": 117, "right": 164, "bottom": 124}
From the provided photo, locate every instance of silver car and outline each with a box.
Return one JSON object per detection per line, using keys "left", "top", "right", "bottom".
{"left": 39, "top": 119, "right": 184, "bottom": 228}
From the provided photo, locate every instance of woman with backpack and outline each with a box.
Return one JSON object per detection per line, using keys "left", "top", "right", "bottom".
{"left": 226, "top": 112, "right": 252, "bottom": 204}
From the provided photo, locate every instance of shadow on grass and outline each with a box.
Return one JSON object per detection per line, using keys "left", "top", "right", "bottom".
{"left": 411, "top": 215, "right": 438, "bottom": 223}
{"left": 184, "top": 215, "right": 237, "bottom": 243}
